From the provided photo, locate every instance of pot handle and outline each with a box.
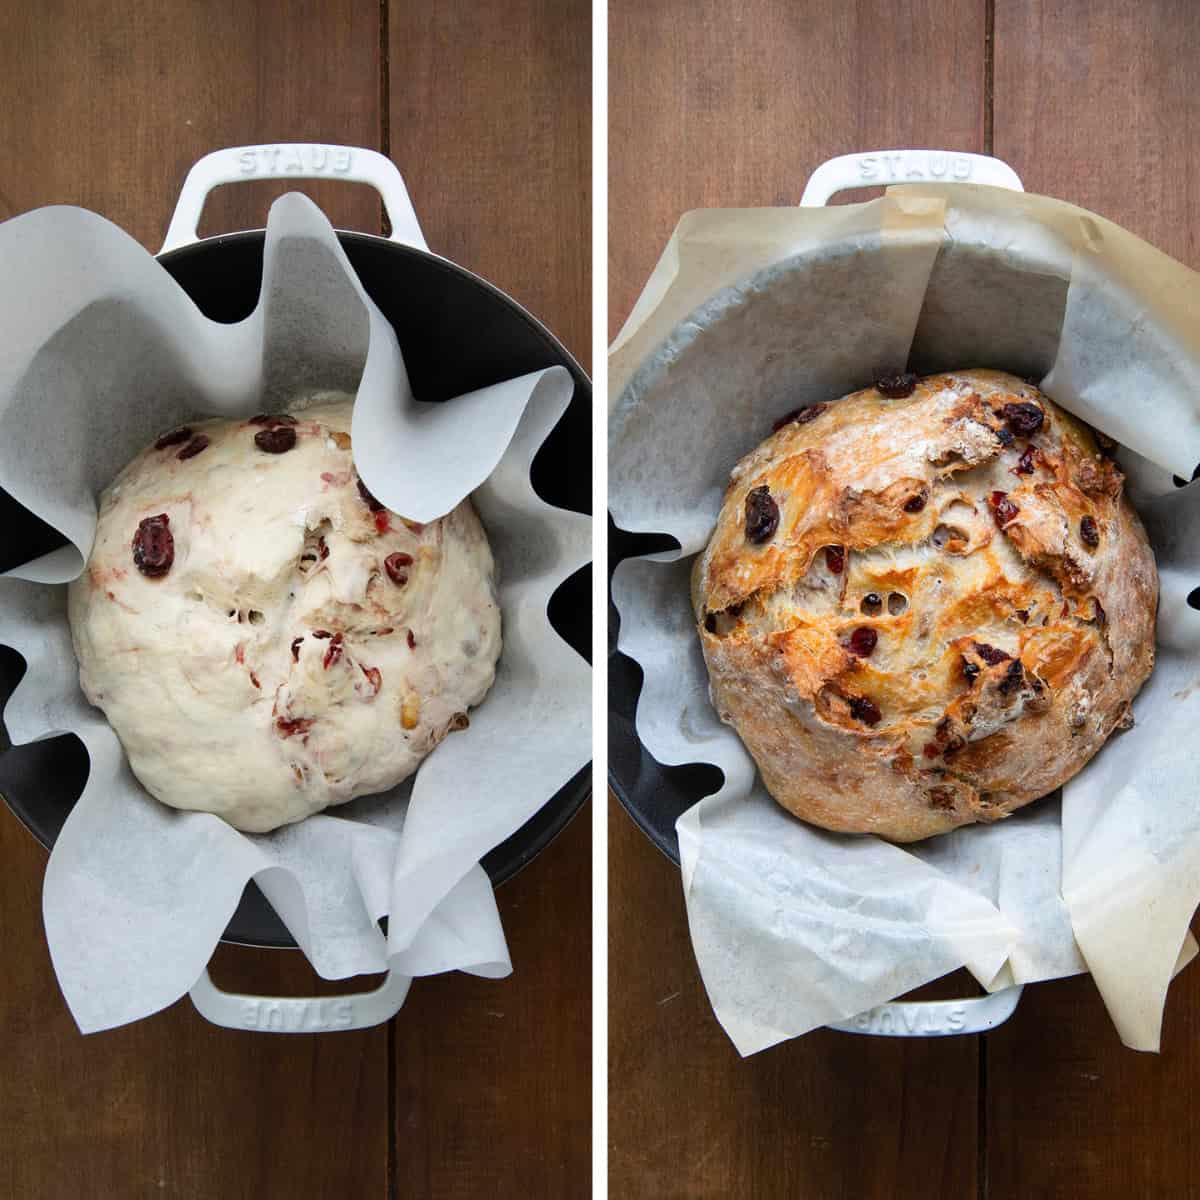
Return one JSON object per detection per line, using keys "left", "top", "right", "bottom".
{"left": 825, "top": 984, "right": 1023, "bottom": 1038}
{"left": 161, "top": 143, "right": 428, "bottom": 254}
{"left": 800, "top": 149, "right": 1024, "bottom": 207}
{"left": 188, "top": 964, "right": 412, "bottom": 1033}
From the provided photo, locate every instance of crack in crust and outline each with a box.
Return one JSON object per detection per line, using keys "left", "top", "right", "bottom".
{"left": 693, "top": 370, "right": 1157, "bottom": 841}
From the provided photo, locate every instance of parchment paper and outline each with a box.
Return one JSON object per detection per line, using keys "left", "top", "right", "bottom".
{"left": 610, "top": 184, "right": 1200, "bottom": 1055}
{"left": 0, "top": 194, "right": 590, "bottom": 1033}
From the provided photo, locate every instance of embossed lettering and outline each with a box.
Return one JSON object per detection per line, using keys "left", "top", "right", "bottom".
{"left": 333, "top": 148, "right": 352, "bottom": 172}
{"left": 260, "top": 146, "right": 281, "bottom": 172}
{"left": 952, "top": 156, "right": 971, "bottom": 180}
{"left": 242, "top": 1000, "right": 260, "bottom": 1027}
{"left": 929, "top": 153, "right": 948, "bottom": 178}
{"left": 334, "top": 1000, "right": 354, "bottom": 1028}
{"left": 946, "top": 1005, "right": 967, "bottom": 1030}
{"left": 311, "top": 146, "right": 328, "bottom": 170}
{"left": 237, "top": 150, "right": 257, "bottom": 175}
{"left": 284, "top": 147, "right": 305, "bottom": 172}
{"left": 858, "top": 156, "right": 878, "bottom": 181}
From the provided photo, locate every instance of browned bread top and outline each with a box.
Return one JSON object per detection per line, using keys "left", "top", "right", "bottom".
{"left": 693, "top": 370, "right": 1157, "bottom": 842}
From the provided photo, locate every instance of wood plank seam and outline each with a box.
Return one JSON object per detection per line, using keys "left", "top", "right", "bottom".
{"left": 379, "top": 0, "right": 392, "bottom": 238}
{"left": 984, "top": 0, "right": 995, "bottom": 154}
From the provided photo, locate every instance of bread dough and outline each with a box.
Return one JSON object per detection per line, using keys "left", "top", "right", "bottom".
{"left": 68, "top": 394, "right": 500, "bottom": 833}
{"left": 693, "top": 370, "right": 1157, "bottom": 842}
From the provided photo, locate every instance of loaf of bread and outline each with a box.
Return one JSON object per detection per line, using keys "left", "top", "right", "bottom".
{"left": 692, "top": 370, "right": 1157, "bottom": 841}
{"left": 69, "top": 395, "right": 500, "bottom": 833}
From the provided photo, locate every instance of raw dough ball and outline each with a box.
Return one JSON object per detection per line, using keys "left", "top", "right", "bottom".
{"left": 693, "top": 370, "right": 1157, "bottom": 842}
{"left": 68, "top": 395, "right": 500, "bottom": 833}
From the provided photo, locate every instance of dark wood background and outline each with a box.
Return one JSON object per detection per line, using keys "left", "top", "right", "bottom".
{"left": 609, "top": 1, "right": 1200, "bottom": 1196}
{"left": 0, "top": 3, "right": 590, "bottom": 1197}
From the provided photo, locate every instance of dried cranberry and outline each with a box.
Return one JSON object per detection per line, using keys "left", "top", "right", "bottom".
{"left": 291, "top": 637, "right": 303, "bottom": 662}
{"left": 318, "top": 537, "right": 329, "bottom": 561}
{"left": 825, "top": 545, "right": 845, "bottom": 574}
{"left": 323, "top": 632, "right": 344, "bottom": 670}
{"left": 385, "top": 552, "right": 413, "bottom": 586}
{"left": 255, "top": 427, "right": 297, "bottom": 454}
{"left": 275, "top": 716, "right": 314, "bottom": 738}
{"left": 771, "top": 402, "right": 828, "bottom": 432}
{"left": 875, "top": 372, "right": 918, "bottom": 399}
{"left": 249, "top": 671, "right": 261, "bottom": 690}
{"left": 1013, "top": 445, "right": 1038, "bottom": 475}
{"left": 357, "top": 478, "right": 385, "bottom": 512}
{"left": 360, "top": 665, "right": 382, "bottom": 693}
{"left": 998, "top": 659, "right": 1025, "bottom": 695}
{"left": 973, "top": 642, "right": 1011, "bottom": 666}
{"left": 1001, "top": 402, "right": 1044, "bottom": 436}
{"left": 995, "top": 427, "right": 1015, "bottom": 448}
{"left": 311, "top": 630, "right": 332, "bottom": 639}
{"left": 903, "top": 493, "right": 926, "bottom": 513}
{"left": 154, "top": 426, "right": 192, "bottom": 450}
{"left": 846, "top": 627, "right": 878, "bottom": 657}
{"left": 177, "top": 434, "right": 210, "bottom": 461}
{"left": 848, "top": 695, "right": 882, "bottom": 726}
{"left": 704, "top": 613, "right": 717, "bottom": 633}
{"left": 1080, "top": 515, "right": 1100, "bottom": 548}
{"left": 248, "top": 413, "right": 298, "bottom": 426}
{"left": 989, "top": 490, "right": 1019, "bottom": 527}
{"left": 1092, "top": 597, "right": 1107, "bottom": 625}
{"left": 744, "top": 485, "right": 779, "bottom": 544}
{"left": 132, "top": 514, "right": 174, "bottom": 577}
{"left": 374, "top": 510, "right": 391, "bottom": 534}
{"left": 961, "top": 657, "right": 981, "bottom": 684}
{"left": 406, "top": 629, "right": 417, "bottom": 650}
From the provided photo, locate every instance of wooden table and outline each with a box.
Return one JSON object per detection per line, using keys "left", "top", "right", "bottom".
{"left": 609, "top": 2, "right": 1200, "bottom": 1196}
{"left": 0, "top": 3, "right": 590, "bottom": 1197}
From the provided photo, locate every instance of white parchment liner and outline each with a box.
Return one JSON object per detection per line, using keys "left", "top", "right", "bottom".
{"left": 610, "top": 185, "right": 1200, "bottom": 1054}
{"left": 0, "top": 195, "right": 590, "bottom": 1033}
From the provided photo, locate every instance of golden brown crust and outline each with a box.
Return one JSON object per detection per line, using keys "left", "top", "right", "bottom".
{"left": 693, "top": 370, "right": 1157, "bottom": 841}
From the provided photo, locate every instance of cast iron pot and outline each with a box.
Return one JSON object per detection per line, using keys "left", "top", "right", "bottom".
{"left": 0, "top": 143, "right": 591, "bottom": 958}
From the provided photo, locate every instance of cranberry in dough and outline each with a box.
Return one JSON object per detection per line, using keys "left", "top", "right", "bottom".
{"left": 68, "top": 394, "right": 501, "bottom": 833}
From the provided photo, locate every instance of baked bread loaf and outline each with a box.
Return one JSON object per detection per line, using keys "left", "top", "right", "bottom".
{"left": 692, "top": 369, "right": 1157, "bottom": 842}
{"left": 68, "top": 395, "right": 500, "bottom": 833}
